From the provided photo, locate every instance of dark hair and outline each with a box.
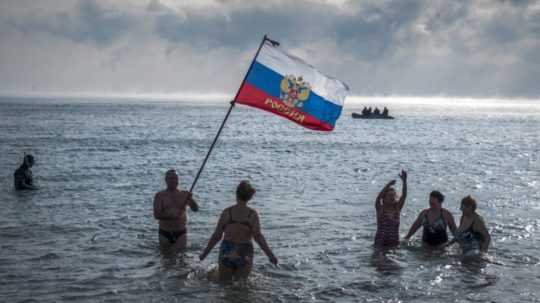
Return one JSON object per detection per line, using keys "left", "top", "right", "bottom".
{"left": 461, "top": 195, "right": 477, "bottom": 211}
{"left": 236, "top": 180, "right": 255, "bottom": 201}
{"left": 430, "top": 190, "right": 445, "bottom": 203}
{"left": 165, "top": 169, "right": 177, "bottom": 178}
{"left": 24, "top": 154, "right": 34, "bottom": 166}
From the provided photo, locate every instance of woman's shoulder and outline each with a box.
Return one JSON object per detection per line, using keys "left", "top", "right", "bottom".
{"left": 441, "top": 208, "right": 454, "bottom": 216}
{"left": 240, "top": 207, "right": 258, "bottom": 222}
{"left": 247, "top": 207, "right": 259, "bottom": 217}
{"left": 221, "top": 206, "right": 234, "bottom": 215}
{"left": 474, "top": 213, "right": 486, "bottom": 224}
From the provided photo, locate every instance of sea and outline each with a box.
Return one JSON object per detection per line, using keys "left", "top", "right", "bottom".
{"left": 1, "top": 97, "right": 539, "bottom": 302}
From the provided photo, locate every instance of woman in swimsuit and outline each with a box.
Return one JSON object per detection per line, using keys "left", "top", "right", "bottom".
{"left": 447, "top": 195, "right": 491, "bottom": 256}
{"left": 404, "top": 190, "right": 457, "bottom": 247}
{"left": 374, "top": 170, "right": 407, "bottom": 248}
{"left": 199, "top": 180, "right": 277, "bottom": 280}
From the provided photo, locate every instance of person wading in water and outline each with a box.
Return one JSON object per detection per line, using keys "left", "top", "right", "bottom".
{"left": 153, "top": 169, "right": 199, "bottom": 254}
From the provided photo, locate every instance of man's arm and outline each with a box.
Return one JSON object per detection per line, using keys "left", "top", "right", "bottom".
{"left": 14, "top": 172, "right": 36, "bottom": 190}
{"left": 187, "top": 193, "right": 199, "bottom": 212}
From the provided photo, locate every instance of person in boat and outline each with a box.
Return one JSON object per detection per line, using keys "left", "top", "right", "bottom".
{"left": 14, "top": 154, "right": 37, "bottom": 190}
{"left": 199, "top": 180, "right": 277, "bottom": 280}
{"left": 362, "top": 106, "right": 368, "bottom": 115}
{"left": 367, "top": 107, "right": 372, "bottom": 115}
{"left": 153, "top": 169, "right": 199, "bottom": 253}
{"left": 403, "top": 190, "right": 457, "bottom": 247}
{"left": 374, "top": 170, "right": 407, "bottom": 248}
{"left": 374, "top": 107, "right": 381, "bottom": 115}
{"left": 382, "top": 107, "right": 389, "bottom": 117}
{"left": 447, "top": 195, "right": 491, "bottom": 256}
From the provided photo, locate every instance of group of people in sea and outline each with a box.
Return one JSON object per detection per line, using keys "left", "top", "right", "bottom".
{"left": 153, "top": 169, "right": 277, "bottom": 280}
{"left": 375, "top": 170, "right": 491, "bottom": 257}
{"left": 14, "top": 155, "right": 491, "bottom": 281}
{"left": 151, "top": 168, "right": 491, "bottom": 281}
{"left": 361, "top": 106, "right": 389, "bottom": 117}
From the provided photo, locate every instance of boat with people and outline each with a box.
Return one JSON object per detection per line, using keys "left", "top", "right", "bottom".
{"left": 352, "top": 106, "right": 394, "bottom": 119}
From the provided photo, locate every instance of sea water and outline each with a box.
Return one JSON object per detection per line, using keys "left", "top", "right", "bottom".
{"left": 0, "top": 98, "right": 539, "bottom": 302}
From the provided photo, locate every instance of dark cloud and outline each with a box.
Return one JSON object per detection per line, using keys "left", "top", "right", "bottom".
{"left": 1, "top": 0, "right": 540, "bottom": 97}
{"left": 10, "top": 0, "right": 135, "bottom": 47}
{"left": 154, "top": 2, "right": 334, "bottom": 50}
{"left": 153, "top": 0, "right": 426, "bottom": 61}
{"left": 332, "top": 0, "right": 424, "bottom": 60}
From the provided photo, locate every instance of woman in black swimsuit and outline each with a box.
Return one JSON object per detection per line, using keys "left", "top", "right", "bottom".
{"left": 199, "top": 180, "right": 277, "bottom": 280}
{"left": 404, "top": 191, "right": 457, "bottom": 247}
{"left": 447, "top": 195, "right": 491, "bottom": 256}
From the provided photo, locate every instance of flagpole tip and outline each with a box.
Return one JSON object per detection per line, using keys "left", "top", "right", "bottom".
{"left": 264, "top": 35, "right": 280, "bottom": 46}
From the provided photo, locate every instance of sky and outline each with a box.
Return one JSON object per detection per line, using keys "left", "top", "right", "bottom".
{"left": 1, "top": 0, "right": 539, "bottom": 100}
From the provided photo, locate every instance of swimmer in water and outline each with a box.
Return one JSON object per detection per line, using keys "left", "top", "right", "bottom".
{"left": 447, "top": 195, "right": 491, "bottom": 257}
{"left": 153, "top": 169, "right": 199, "bottom": 254}
{"left": 14, "top": 154, "right": 37, "bottom": 190}
{"left": 199, "top": 180, "right": 277, "bottom": 280}
{"left": 404, "top": 190, "right": 457, "bottom": 247}
{"left": 374, "top": 170, "right": 408, "bottom": 248}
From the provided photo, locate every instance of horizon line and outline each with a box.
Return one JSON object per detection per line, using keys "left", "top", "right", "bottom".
{"left": 1, "top": 91, "right": 539, "bottom": 108}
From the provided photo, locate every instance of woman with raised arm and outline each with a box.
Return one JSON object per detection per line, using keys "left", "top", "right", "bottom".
{"left": 374, "top": 170, "right": 407, "bottom": 248}
{"left": 199, "top": 180, "right": 277, "bottom": 280}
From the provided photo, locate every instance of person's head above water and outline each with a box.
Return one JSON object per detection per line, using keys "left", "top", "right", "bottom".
{"left": 236, "top": 180, "right": 256, "bottom": 203}
{"left": 23, "top": 154, "right": 35, "bottom": 168}
{"left": 429, "top": 190, "right": 445, "bottom": 209}
{"left": 165, "top": 169, "right": 179, "bottom": 190}
{"left": 460, "top": 195, "right": 477, "bottom": 214}
{"left": 383, "top": 186, "right": 397, "bottom": 204}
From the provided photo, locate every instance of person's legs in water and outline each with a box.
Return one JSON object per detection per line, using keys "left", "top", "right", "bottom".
{"left": 158, "top": 229, "right": 187, "bottom": 254}
{"left": 218, "top": 240, "right": 254, "bottom": 280}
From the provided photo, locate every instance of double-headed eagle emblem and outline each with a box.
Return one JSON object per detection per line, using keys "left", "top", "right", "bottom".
{"left": 280, "top": 75, "right": 311, "bottom": 108}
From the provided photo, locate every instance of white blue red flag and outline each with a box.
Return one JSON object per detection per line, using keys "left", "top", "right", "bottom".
{"left": 235, "top": 40, "right": 349, "bottom": 131}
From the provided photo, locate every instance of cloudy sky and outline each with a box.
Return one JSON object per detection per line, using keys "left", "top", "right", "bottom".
{"left": 1, "top": 0, "right": 539, "bottom": 99}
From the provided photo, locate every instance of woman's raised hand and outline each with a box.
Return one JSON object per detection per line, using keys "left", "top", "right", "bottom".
{"left": 399, "top": 170, "right": 407, "bottom": 181}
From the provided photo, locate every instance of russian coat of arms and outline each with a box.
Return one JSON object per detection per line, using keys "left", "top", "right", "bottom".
{"left": 280, "top": 75, "right": 311, "bottom": 108}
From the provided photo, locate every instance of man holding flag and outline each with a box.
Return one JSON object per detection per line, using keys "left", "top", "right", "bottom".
{"left": 193, "top": 35, "right": 348, "bottom": 279}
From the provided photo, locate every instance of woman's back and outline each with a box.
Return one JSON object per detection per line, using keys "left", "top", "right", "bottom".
{"left": 222, "top": 205, "right": 259, "bottom": 243}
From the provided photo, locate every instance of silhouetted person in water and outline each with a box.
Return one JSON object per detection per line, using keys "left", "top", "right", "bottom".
{"left": 367, "top": 107, "right": 373, "bottom": 115}
{"left": 383, "top": 107, "right": 389, "bottom": 117}
{"left": 374, "top": 107, "right": 381, "bottom": 115}
{"left": 14, "top": 154, "right": 37, "bottom": 190}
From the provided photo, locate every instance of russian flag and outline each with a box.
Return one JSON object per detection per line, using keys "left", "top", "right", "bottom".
{"left": 235, "top": 40, "right": 349, "bottom": 131}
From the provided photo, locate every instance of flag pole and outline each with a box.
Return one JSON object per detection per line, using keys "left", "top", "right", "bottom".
{"left": 188, "top": 35, "right": 272, "bottom": 193}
